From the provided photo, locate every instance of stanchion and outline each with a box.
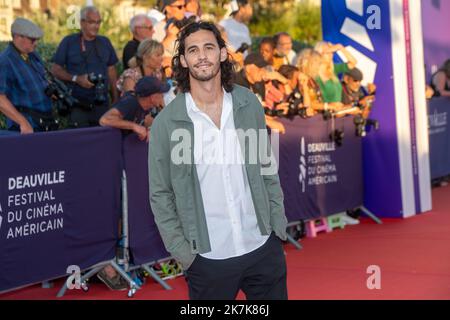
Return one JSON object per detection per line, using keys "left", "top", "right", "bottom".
{"left": 285, "top": 221, "right": 303, "bottom": 250}
{"left": 360, "top": 206, "right": 383, "bottom": 224}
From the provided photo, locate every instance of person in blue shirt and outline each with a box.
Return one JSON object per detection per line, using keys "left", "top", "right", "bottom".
{"left": 0, "top": 18, "right": 54, "bottom": 133}
{"left": 51, "top": 6, "right": 119, "bottom": 128}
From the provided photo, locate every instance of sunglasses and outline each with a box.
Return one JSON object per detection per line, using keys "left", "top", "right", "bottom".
{"left": 170, "top": 4, "right": 185, "bottom": 10}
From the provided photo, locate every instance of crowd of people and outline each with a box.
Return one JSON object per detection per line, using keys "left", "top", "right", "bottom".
{"left": 0, "top": 0, "right": 379, "bottom": 137}
{"left": 0, "top": 0, "right": 386, "bottom": 295}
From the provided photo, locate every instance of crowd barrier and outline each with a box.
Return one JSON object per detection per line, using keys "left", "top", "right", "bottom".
{"left": 278, "top": 116, "right": 363, "bottom": 222}
{"left": 0, "top": 128, "right": 122, "bottom": 293}
{"left": 428, "top": 97, "right": 450, "bottom": 180}
{"left": 0, "top": 115, "right": 365, "bottom": 294}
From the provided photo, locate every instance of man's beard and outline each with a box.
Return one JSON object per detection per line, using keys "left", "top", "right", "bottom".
{"left": 189, "top": 62, "right": 221, "bottom": 82}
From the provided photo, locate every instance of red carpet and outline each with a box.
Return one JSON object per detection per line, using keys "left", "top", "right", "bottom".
{"left": 2, "top": 186, "right": 450, "bottom": 300}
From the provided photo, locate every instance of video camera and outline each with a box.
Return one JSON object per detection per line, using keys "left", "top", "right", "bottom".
{"left": 44, "top": 67, "right": 79, "bottom": 116}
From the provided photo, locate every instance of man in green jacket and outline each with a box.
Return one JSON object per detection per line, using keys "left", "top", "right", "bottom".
{"left": 148, "top": 21, "right": 288, "bottom": 300}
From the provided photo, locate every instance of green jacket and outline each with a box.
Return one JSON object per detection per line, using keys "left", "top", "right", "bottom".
{"left": 148, "top": 84, "right": 288, "bottom": 270}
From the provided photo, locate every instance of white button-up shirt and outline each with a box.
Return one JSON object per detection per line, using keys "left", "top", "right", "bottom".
{"left": 185, "top": 90, "right": 269, "bottom": 260}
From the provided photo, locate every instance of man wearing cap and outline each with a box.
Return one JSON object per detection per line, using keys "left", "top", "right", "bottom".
{"left": 235, "top": 52, "right": 287, "bottom": 102}
{"left": 342, "top": 67, "right": 376, "bottom": 116}
{"left": 219, "top": 0, "right": 253, "bottom": 52}
{"left": 99, "top": 76, "right": 169, "bottom": 141}
{"left": 51, "top": 6, "right": 119, "bottom": 128}
{"left": 0, "top": 18, "right": 54, "bottom": 133}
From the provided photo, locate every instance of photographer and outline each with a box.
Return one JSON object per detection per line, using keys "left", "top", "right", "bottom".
{"left": 0, "top": 18, "right": 54, "bottom": 133}
{"left": 234, "top": 53, "right": 288, "bottom": 133}
{"left": 51, "top": 6, "right": 119, "bottom": 128}
{"left": 341, "top": 67, "right": 376, "bottom": 118}
{"left": 100, "top": 76, "right": 169, "bottom": 141}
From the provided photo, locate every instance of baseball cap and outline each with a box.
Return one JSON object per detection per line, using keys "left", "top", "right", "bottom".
{"left": 345, "top": 68, "right": 364, "bottom": 81}
{"left": 159, "top": 0, "right": 177, "bottom": 11}
{"left": 135, "top": 76, "right": 170, "bottom": 97}
{"left": 11, "top": 17, "right": 43, "bottom": 39}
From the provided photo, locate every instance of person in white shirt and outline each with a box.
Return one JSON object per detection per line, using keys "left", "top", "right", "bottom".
{"left": 149, "top": 21, "right": 288, "bottom": 300}
{"left": 219, "top": 0, "right": 253, "bottom": 52}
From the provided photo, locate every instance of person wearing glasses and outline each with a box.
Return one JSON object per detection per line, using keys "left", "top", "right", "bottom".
{"left": 122, "top": 14, "right": 155, "bottom": 70}
{"left": 153, "top": 0, "right": 186, "bottom": 43}
{"left": 0, "top": 18, "right": 54, "bottom": 133}
{"left": 51, "top": 6, "right": 119, "bottom": 128}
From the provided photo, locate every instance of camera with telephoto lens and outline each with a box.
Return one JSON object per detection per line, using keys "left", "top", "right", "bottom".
{"left": 149, "top": 107, "right": 162, "bottom": 119}
{"left": 88, "top": 73, "right": 107, "bottom": 105}
{"left": 330, "top": 129, "right": 345, "bottom": 147}
{"left": 44, "top": 68, "right": 79, "bottom": 116}
{"left": 322, "top": 109, "right": 333, "bottom": 121}
{"left": 264, "top": 107, "right": 285, "bottom": 117}
{"left": 354, "top": 115, "right": 380, "bottom": 137}
{"left": 282, "top": 90, "right": 310, "bottom": 119}
{"left": 166, "top": 15, "right": 196, "bottom": 31}
{"left": 236, "top": 43, "right": 249, "bottom": 54}
{"left": 354, "top": 115, "right": 367, "bottom": 137}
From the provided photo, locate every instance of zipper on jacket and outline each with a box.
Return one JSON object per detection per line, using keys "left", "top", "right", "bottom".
{"left": 192, "top": 239, "right": 197, "bottom": 250}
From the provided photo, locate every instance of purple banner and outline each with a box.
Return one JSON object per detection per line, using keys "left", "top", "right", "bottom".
{"left": 278, "top": 116, "right": 363, "bottom": 222}
{"left": 322, "top": 0, "right": 403, "bottom": 218}
{"left": 422, "top": 0, "right": 450, "bottom": 82}
{"left": 122, "top": 134, "right": 169, "bottom": 266}
{"left": 0, "top": 128, "right": 122, "bottom": 293}
{"left": 428, "top": 97, "right": 450, "bottom": 179}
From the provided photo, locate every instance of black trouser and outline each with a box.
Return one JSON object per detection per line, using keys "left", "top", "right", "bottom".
{"left": 185, "top": 233, "right": 288, "bottom": 300}
{"left": 68, "top": 104, "right": 109, "bottom": 128}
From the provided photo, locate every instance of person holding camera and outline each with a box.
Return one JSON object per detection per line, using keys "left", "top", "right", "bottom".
{"left": 342, "top": 67, "right": 377, "bottom": 118}
{"left": 0, "top": 18, "right": 54, "bottom": 133}
{"left": 100, "top": 76, "right": 169, "bottom": 140}
{"left": 51, "top": 6, "right": 119, "bottom": 128}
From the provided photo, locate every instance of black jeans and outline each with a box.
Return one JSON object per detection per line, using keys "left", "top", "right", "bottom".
{"left": 185, "top": 233, "right": 288, "bottom": 300}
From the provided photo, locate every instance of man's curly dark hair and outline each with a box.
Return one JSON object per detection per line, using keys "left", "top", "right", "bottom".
{"left": 172, "top": 21, "right": 235, "bottom": 93}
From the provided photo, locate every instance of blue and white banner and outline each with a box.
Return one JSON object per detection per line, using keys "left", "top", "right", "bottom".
{"left": 322, "top": 0, "right": 431, "bottom": 218}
